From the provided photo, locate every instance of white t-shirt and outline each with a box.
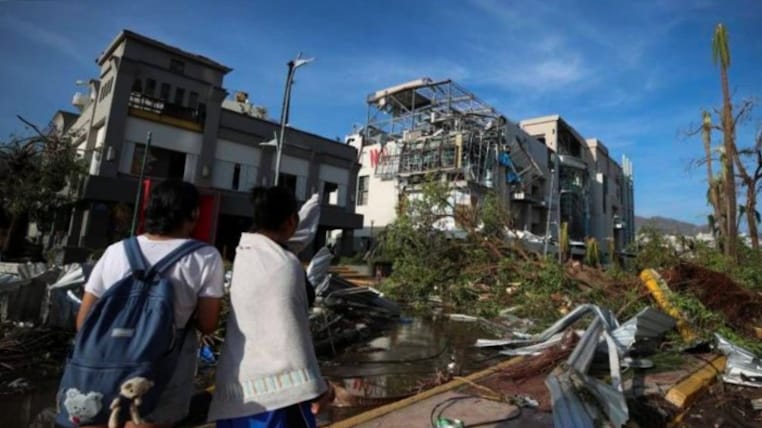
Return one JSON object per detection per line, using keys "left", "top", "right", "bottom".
{"left": 84, "top": 235, "right": 225, "bottom": 326}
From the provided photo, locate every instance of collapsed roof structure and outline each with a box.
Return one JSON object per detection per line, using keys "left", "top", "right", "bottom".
{"left": 363, "top": 78, "right": 543, "bottom": 193}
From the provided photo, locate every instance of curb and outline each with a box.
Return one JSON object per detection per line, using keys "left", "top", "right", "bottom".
{"left": 665, "top": 354, "right": 727, "bottom": 410}
{"left": 326, "top": 356, "right": 524, "bottom": 428}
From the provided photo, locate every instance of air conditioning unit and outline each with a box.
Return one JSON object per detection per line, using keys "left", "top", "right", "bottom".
{"left": 72, "top": 92, "right": 88, "bottom": 111}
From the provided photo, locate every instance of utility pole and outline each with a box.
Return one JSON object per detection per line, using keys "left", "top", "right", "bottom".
{"left": 130, "top": 131, "right": 152, "bottom": 236}
{"left": 274, "top": 53, "right": 314, "bottom": 186}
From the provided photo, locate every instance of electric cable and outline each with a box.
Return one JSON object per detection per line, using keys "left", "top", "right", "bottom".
{"left": 429, "top": 395, "right": 523, "bottom": 428}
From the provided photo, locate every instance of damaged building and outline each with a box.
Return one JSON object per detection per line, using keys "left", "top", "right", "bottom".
{"left": 349, "top": 79, "right": 634, "bottom": 262}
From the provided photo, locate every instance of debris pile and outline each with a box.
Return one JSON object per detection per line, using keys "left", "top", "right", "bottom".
{"left": 663, "top": 262, "right": 762, "bottom": 336}
{"left": 0, "top": 326, "right": 71, "bottom": 394}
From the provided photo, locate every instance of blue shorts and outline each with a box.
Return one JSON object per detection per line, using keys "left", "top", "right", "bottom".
{"left": 216, "top": 402, "right": 316, "bottom": 428}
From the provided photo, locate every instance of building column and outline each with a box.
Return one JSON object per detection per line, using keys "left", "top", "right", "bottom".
{"left": 99, "top": 58, "right": 134, "bottom": 178}
{"left": 195, "top": 87, "right": 227, "bottom": 187}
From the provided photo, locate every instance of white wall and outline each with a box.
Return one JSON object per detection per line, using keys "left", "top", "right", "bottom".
{"left": 119, "top": 117, "right": 203, "bottom": 174}
{"left": 275, "top": 155, "right": 309, "bottom": 200}
{"left": 319, "top": 164, "right": 349, "bottom": 207}
{"left": 89, "top": 126, "right": 107, "bottom": 175}
{"left": 354, "top": 140, "right": 400, "bottom": 235}
{"left": 212, "top": 140, "right": 261, "bottom": 191}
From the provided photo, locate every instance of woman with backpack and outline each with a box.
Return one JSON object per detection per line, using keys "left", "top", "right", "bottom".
{"left": 208, "top": 186, "right": 332, "bottom": 428}
{"left": 67, "top": 180, "right": 225, "bottom": 428}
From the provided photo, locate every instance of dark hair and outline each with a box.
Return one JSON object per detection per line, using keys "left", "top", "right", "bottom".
{"left": 144, "top": 180, "right": 200, "bottom": 235}
{"left": 250, "top": 186, "right": 298, "bottom": 231}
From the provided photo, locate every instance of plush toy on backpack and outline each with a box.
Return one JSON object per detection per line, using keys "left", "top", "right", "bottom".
{"left": 108, "top": 377, "right": 154, "bottom": 428}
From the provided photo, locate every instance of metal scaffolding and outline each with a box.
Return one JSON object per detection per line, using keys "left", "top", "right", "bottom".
{"left": 364, "top": 78, "right": 542, "bottom": 189}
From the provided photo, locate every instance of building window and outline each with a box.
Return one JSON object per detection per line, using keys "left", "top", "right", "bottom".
{"left": 322, "top": 182, "right": 339, "bottom": 205}
{"left": 130, "top": 143, "right": 186, "bottom": 180}
{"left": 145, "top": 79, "right": 156, "bottom": 97}
{"left": 278, "top": 173, "right": 298, "bottom": 197}
{"left": 99, "top": 77, "right": 114, "bottom": 101}
{"left": 131, "top": 78, "right": 142, "bottom": 93}
{"left": 174, "top": 87, "right": 185, "bottom": 106}
{"left": 188, "top": 91, "right": 199, "bottom": 109}
{"left": 169, "top": 59, "right": 185, "bottom": 74}
{"left": 232, "top": 163, "right": 241, "bottom": 190}
{"left": 602, "top": 175, "right": 608, "bottom": 213}
{"left": 357, "top": 176, "right": 369, "bottom": 206}
{"left": 159, "top": 83, "right": 171, "bottom": 101}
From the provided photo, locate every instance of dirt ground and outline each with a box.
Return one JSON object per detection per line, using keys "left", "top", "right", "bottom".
{"left": 662, "top": 263, "right": 762, "bottom": 335}
{"left": 678, "top": 382, "right": 762, "bottom": 428}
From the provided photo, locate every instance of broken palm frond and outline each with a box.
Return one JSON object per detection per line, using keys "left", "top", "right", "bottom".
{"left": 496, "top": 331, "right": 578, "bottom": 382}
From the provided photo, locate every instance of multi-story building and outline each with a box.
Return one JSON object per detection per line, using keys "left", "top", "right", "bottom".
{"left": 520, "top": 116, "right": 635, "bottom": 260}
{"left": 51, "top": 30, "right": 361, "bottom": 260}
{"left": 348, "top": 78, "right": 546, "bottom": 249}
{"left": 349, "top": 80, "right": 635, "bottom": 262}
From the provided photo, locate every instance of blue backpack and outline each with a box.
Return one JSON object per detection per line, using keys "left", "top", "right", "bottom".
{"left": 56, "top": 237, "right": 207, "bottom": 427}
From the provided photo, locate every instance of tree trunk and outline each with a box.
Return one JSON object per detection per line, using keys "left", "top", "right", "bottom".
{"left": 720, "top": 66, "right": 738, "bottom": 262}
{"left": 703, "top": 115, "right": 725, "bottom": 248}
{"left": 747, "top": 185, "right": 759, "bottom": 251}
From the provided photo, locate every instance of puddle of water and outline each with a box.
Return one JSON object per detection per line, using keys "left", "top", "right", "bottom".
{"left": 317, "top": 314, "right": 501, "bottom": 425}
{"left": 0, "top": 315, "right": 500, "bottom": 427}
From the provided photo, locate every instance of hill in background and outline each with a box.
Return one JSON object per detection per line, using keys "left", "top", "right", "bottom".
{"left": 634, "top": 215, "right": 709, "bottom": 236}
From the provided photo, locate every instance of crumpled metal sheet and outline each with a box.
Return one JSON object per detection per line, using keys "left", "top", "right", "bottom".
{"left": 610, "top": 306, "right": 675, "bottom": 351}
{"left": 716, "top": 333, "right": 762, "bottom": 388}
{"left": 541, "top": 305, "right": 628, "bottom": 428}
{"left": 476, "top": 304, "right": 622, "bottom": 352}
{"left": 48, "top": 263, "right": 93, "bottom": 290}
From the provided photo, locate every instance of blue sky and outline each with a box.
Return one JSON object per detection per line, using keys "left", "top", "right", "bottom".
{"left": 1, "top": 0, "right": 761, "bottom": 224}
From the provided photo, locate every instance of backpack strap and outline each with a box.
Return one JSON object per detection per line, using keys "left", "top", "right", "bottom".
{"left": 145, "top": 239, "right": 208, "bottom": 280}
{"left": 124, "top": 237, "right": 149, "bottom": 279}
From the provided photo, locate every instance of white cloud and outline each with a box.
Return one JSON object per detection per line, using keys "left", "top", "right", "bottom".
{"left": 1, "top": 16, "right": 91, "bottom": 66}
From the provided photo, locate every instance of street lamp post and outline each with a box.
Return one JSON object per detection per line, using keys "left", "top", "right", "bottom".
{"left": 273, "top": 53, "right": 314, "bottom": 186}
{"left": 130, "top": 131, "right": 152, "bottom": 236}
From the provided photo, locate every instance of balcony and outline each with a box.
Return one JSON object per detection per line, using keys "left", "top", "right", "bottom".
{"left": 128, "top": 92, "right": 205, "bottom": 132}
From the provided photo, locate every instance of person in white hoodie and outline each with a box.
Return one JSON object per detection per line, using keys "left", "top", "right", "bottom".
{"left": 209, "top": 186, "right": 332, "bottom": 428}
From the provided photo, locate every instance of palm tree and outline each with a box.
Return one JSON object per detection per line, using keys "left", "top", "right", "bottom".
{"left": 713, "top": 23, "right": 738, "bottom": 262}
{"left": 702, "top": 111, "right": 725, "bottom": 249}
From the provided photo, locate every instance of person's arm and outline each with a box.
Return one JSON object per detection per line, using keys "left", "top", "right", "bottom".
{"left": 195, "top": 297, "right": 221, "bottom": 334}
{"left": 76, "top": 292, "right": 99, "bottom": 331}
{"left": 77, "top": 247, "right": 110, "bottom": 330}
{"left": 195, "top": 248, "right": 226, "bottom": 334}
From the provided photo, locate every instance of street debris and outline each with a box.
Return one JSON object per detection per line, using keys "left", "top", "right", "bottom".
{"left": 716, "top": 333, "right": 762, "bottom": 388}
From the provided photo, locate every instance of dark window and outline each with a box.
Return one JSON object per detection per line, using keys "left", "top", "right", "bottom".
{"left": 197, "top": 102, "right": 207, "bottom": 121}
{"left": 170, "top": 59, "right": 185, "bottom": 74}
{"left": 232, "top": 163, "right": 241, "bottom": 190}
{"left": 322, "top": 182, "right": 338, "bottom": 205}
{"left": 278, "top": 173, "right": 298, "bottom": 196}
{"left": 159, "top": 83, "right": 171, "bottom": 100}
{"left": 130, "top": 143, "right": 186, "bottom": 180}
{"left": 131, "top": 78, "right": 142, "bottom": 93}
{"left": 357, "top": 175, "right": 369, "bottom": 206}
{"left": 99, "top": 77, "right": 114, "bottom": 101}
{"left": 145, "top": 79, "right": 156, "bottom": 97}
{"left": 602, "top": 175, "right": 608, "bottom": 213}
{"left": 174, "top": 87, "right": 185, "bottom": 106}
{"left": 188, "top": 91, "right": 199, "bottom": 109}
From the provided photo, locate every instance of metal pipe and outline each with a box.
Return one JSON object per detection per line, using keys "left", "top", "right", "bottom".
{"left": 274, "top": 62, "right": 294, "bottom": 186}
